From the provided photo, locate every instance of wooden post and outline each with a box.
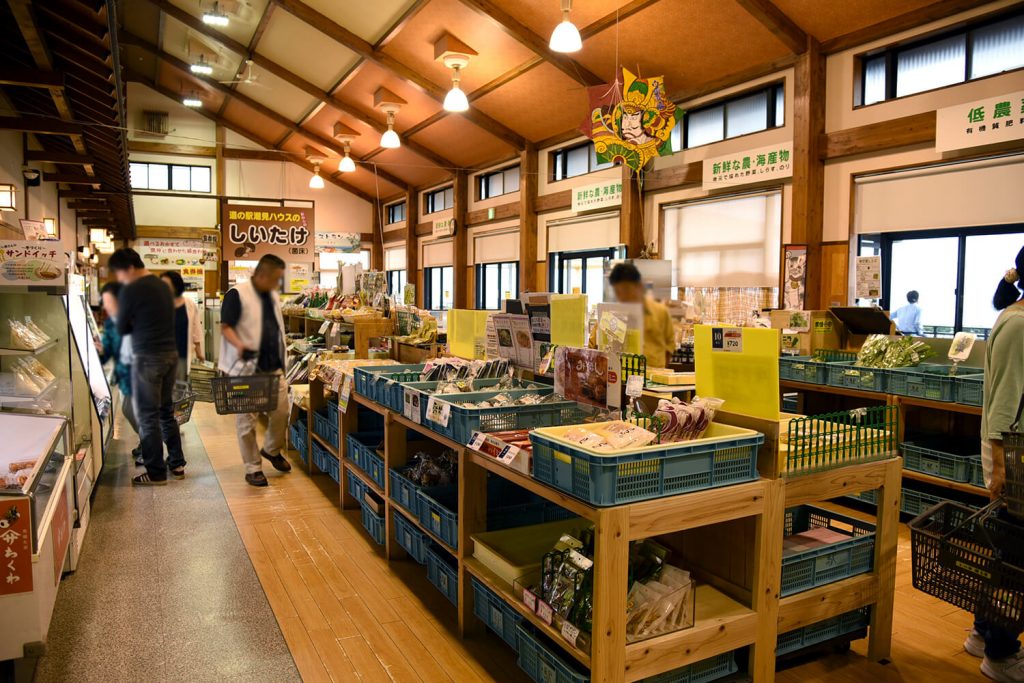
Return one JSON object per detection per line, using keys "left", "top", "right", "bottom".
{"left": 453, "top": 170, "right": 469, "bottom": 309}
{"left": 868, "top": 457, "right": 902, "bottom": 661}
{"left": 338, "top": 384, "right": 360, "bottom": 508}
{"left": 620, "top": 164, "right": 644, "bottom": 258}
{"left": 591, "top": 507, "right": 629, "bottom": 683}
{"left": 458, "top": 448, "right": 487, "bottom": 636}
{"left": 405, "top": 189, "right": 419, "bottom": 307}
{"left": 791, "top": 38, "right": 826, "bottom": 309}
{"left": 371, "top": 200, "right": 384, "bottom": 271}
{"left": 383, "top": 413, "right": 409, "bottom": 561}
{"left": 751, "top": 478, "right": 784, "bottom": 681}
{"left": 520, "top": 143, "right": 538, "bottom": 293}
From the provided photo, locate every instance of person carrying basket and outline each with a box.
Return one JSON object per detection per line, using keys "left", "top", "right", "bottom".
{"left": 219, "top": 254, "right": 293, "bottom": 487}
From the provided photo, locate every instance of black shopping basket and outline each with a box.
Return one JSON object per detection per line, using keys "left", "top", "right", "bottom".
{"left": 172, "top": 380, "right": 196, "bottom": 425}
{"left": 909, "top": 498, "right": 1024, "bottom": 631}
{"left": 211, "top": 360, "right": 280, "bottom": 415}
{"left": 1001, "top": 395, "right": 1024, "bottom": 519}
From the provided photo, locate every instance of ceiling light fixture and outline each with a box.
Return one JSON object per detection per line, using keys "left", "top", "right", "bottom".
{"left": 190, "top": 55, "right": 213, "bottom": 75}
{"left": 442, "top": 56, "right": 470, "bottom": 113}
{"left": 332, "top": 123, "right": 360, "bottom": 174}
{"left": 306, "top": 149, "right": 326, "bottom": 189}
{"left": 339, "top": 145, "right": 356, "bottom": 173}
{"left": 182, "top": 91, "right": 202, "bottom": 108}
{"left": 549, "top": 0, "right": 582, "bottom": 53}
{"left": 202, "top": 2, "right": 229, "bottom": 27}
{"left": 374, "top": 88, "right": 406, "bottom": 149}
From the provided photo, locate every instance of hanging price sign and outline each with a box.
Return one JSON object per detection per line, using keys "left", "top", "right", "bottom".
{"left": 338, "top": 375, "right": 352, "bottom": 413}
{"left": 426, "top": 396, "right": 451, "bottom": 426}
{"left": 403, "top": 388, "right": 421, "bottom": 424}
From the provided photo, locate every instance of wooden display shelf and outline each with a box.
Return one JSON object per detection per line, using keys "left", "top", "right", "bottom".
{"left": 343, "top": 457, "right": 384, "bottom": 498}
{"left": 780, "top": 380, "right": 889, "bottom": 402}
{"left": 309, "top": 431, "right": 338, "bottom": 458}
{"left": 895, "top": 395, "right": 982, "bottom": 416}
{"left": 902, "top": 468, "right": 988, "bottom": 496}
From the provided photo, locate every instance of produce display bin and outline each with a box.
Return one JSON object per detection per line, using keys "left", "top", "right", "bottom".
{"left": 426, "top": 545, "right": 459, "bottom": 605}
{"left": 389, "top": 468, "right": 424, "bottom": 516}
{"left": 400, "top": 379, "right": 530, "bottom": 430}
{"left": 776, "top": 608, "right": 869, "bottom": 656}
{"left": 781, "top": 405, "right": 896, "bottom": 475}
{"left": 516, "top": 624, "right": 590, "bottom": 683}
{"left": 471, "top": 578, "right": 523, "bottom": 651}
{"left": 955, "top": 374, "right": 985, "bottom": 407}
{"left": 418, "top": 485, "right": 459, "bottom": 550}
{"left": 530, "top": 422, "right": 762, "bottom": 506}
{"left": 393, "top": 510, "right": 429, "bottom": 564}
{"left": 888, "top": 364, "right": 980, "bottom": 403}
{"left": 382, "top": 371, "right": 431, "bottom": 411}
{"left": 347, "top": 432, "right": 386, "bottom": 489}
{"left": 353, "top": 364, "right": 424, "bottom": 402}
{"left": 901, "top": 439, "right": 981, "bottom": 483}
{"left": 311, "top": 438, "right": 340, "bottom": 483}
{"left": 360, "top": 499, "right": 386, "bottom": 546}
{"left": 289, "top": 421, "right": 308, "bottom": 464}
{"left": 782, "top": 506, "right": 876, "bottom": 596}
{"left": 826, "top": 362, "right": 888, "bottom": 393}
{"left": 641, "top": 651, "right": 739, "bottom": 683}
{"left": 423, "top": 389, "right": 583, "bottom": 446}
{"left": 901, "top": 487, "right": 946, "bottom": 517}
{"left": 969, "top": 458, "right": 985, "bottom": 488}
{"left": 346, "top": 468, "right": 367, "bottom": 502}
{"left": 779, "top": 350, "right": 857, "bottom": 385}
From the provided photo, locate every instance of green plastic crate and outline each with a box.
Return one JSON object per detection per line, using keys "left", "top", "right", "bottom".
{"left": 826, "top": 362, "right": 888, "bottom": 393}
{"left": 955, "top": 374, "right": 984, "bottom": 407}
{"left": 781, "top": 506, "right": 875, "bottom": 596}
{"left": 783, "top": 406, "right": 897, "bottom": 476}
{"left": 900, "top": 439, "right": 981, "bottom": 483}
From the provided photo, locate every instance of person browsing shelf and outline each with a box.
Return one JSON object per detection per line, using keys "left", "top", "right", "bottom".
{"left": 892, "top": 290, "right": 923, "bottom": 336}
{"left": 96, "top": 281, "right": 139, "bottom": 459}
{"left": 160, "top": 271, "right": 204, "bottom": 381}
{"left": 608, "top": 262, "right": 675, "bottom": 368}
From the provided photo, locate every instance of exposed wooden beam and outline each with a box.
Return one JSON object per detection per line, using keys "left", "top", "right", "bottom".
{"left": 24, "top": 150, "right": 94, "bottom": 165}
{"left": 520, "top": 144, "right": 538, "bottom": 292}
{"left": 580, "top": 0, "right": 661, "bottom": 38}
{"left": 0, "top": 66, "right": 63, "bottom": 88}
{"left": 73, "top": 208, "right": 114, "bottom": 215}
{"left": 453, "top": 170, "right": 469, "bottom": 308}
{"left": 0, "top": 116, "right": 83, "bottom": 135}
{"left": 822, "top": 112, "right": 936, "bottom": 160}
{"left": 43, "top": 172, "right": 101, "bottom": 185}
{"left": 405, "top": 188, "right": 419, "bottom": 307}
{"left": 535, "top": 189, "right": 572, "bottom": 214}
{"left": 643, "top": 161, "right": 702, "bottom": 192}
{"left": 127, "top": 140, "right": 217, "bottom": 157}
{"left": 454, "top": 0, "right": 604, "bottom": 87}
{"left": 221, "top": 148, "right": 296, "bottom": 162}
{"left": 466, "top": 200, "right": 519, "bottom": 226}
{"left": 734, "top": 0, "right": 808, "bottom": 54}
{"left": 374, "top": 0, "right": 430, "bottom": 49}
{"left": 218, "top": 0, "right": 276, "bottom": 118}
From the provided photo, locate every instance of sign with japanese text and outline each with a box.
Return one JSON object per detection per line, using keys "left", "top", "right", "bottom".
{"left": 315, "top": 232, "right": 361, "bottom": 254}
{"left": 19, "top": 219, "right": 46, "bottom": 241}
{"left": 132, "top": 238, "right": 217, "bottom": 271}
{"left": 856, "top": 255, "right": 881, "bottom": 299}
{"left": 702, "top": 142, "right": 793, "bottom": 190}
{"left": 221, "top": 204, "right": 314, "bottom": 262}
{"left": 286, "top": 262, "right": 312, "bottom": 293}
{"left": 711, "top": 327, "right": 743, "bottom": 353}
{"left": 571, "top": 179, "right": 623, "bottom": 213}
{"left": 433, "top": 217, "right": 456, "bottom": 238}
{"left": 0, "top": 240, "right": 66, "bottom": 290}
{"left": 936, "top": 90, "right": 1024, "bottom": 153}
{"left": 0, "top": 499, "right": 33, "bottom": 595}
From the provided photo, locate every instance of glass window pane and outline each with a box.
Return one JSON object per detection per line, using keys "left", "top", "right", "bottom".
{"left": 686, "top": 105, "right": 725, "bottom": 148}
{"left": 863, "top": 55, "right": 887, "bottom": 105}
{"left": 553, "top": 152, "right": 564, "bottom": 181}
{"left": 504, "top": 167, "right": 520, "bottom": 193}
{"left": 566, "top": 257, "right": 584, "bottom": 295}
{"left": 483, "top": 264, "right": 499, "bottom": 309}
{"left": 487, "top": 173, "right": 503, "bottom": 198}
{"left": 501, "top": 262, "right": 518, "bottom": 300}
{"left": 442, "top": 266, "right": 454, "bottom": 310}
{"left": 147, "top": 163, "right": 168, "bottom": 190}
{"left": 444, "top": 188, "right": 454, "bottom": 209}
{"left": 962, "top": 232, "right": 1024, "bottom": 332}
{"left": 129, "top": 162, "right": 148, "bottom": 189}
{"left": 191, "top": 166, "right": 211, "bottom": 192}
{"left": 590, "top": 143, "right": 613, "bottom": 171}
{"left": 774, "top": 85, "right": 785, "bottom": 126}
{"left": 566, "top": 147, "right": 589, "bottom": 178}
{"left": 670, "top": 119, "right": 683, "bottom": 152}
{"left": 889, "top": 236, "right": 959, "bottom": 333}
{"left": 971, "top": 15, "right": 1024, "bottom": 79}
{"left": 725, "top": 89, "right": 769, "bottom": 138}
{"left": 171, "top": 165, "right": 191, "bottom": 191}
{"left": 896, "top": 34, "right": 966, "bottom": 97}
{"left": 585, "top": 257, "right": 605, "bottom": 308}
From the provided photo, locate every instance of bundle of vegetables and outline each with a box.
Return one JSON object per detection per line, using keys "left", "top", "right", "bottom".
{"left": 855, "top": 334, "right": 934, "bottom": 368}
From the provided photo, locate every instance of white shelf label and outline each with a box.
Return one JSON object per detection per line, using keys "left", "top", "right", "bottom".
{"left": 426, "top": 396, "right": 451, "bottom": 427}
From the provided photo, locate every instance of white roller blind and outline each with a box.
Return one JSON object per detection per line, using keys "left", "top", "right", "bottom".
{"left": 385, "top": 246, "right": 406, "bottom": 270}
{"left": 422, "top": 239, "right": 453, "bottom": 267}
{"left": 855, "top": 155, "right": 1024, "bottom": 233}
{"left": 547, "top": 212, "right": 619, "bottom": 252}
{"left": 662, "top": 190, "right": 781, "bottom": 287}
{"left": 474, "top": 230, "right": 519, "bottom": 264}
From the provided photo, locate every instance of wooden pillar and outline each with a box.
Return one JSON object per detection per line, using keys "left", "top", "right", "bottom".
{"left": 371, "top": 200, "right": 384, "bottom": 271}
{"left": 453, "top": 170, "right": 469, "bottom": 309}
{"left": 620, "top": 164, "right": 644, "bottom": 257}
{"left": 791, "top": 39, "right": 826, "bottom": 309}
{"left": 868, "top": 457, "right": 901, "bottom": 661}
{"left": 405, "top": 189, "right": 419, "bottom": 307}
{"left": 519, "top": 144, "right": 538, "bottom": 293}
{"left": 216, "top": 126, "right": 228, "bottom": 293}
{"left": 750, "top": 478, "right": 784, "bottom": 681}
{"left": 591, "top": 507, "right": 629, "bottom": 683}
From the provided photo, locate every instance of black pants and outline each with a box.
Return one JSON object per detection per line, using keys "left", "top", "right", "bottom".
{"left": 132, "top": 351, "right": 185, "bottom": 480}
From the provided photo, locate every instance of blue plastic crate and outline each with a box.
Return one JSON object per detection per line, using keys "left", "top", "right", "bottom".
{"left": 312, "top": 406, "right": 339, "bottom": 449}
{"left": 353, "top": 364, "right": 424, "bottom": 402}
{"left": 346, "top": 468, "right": 368, "bottom": 502}
{"left": 346, "top": 432, "right": 386, "bottom": 489}
{"left": 417, "top": 485, "right": 458, "bottom": 550}
{"left": 289, "top": 421, "right": 308, "bottom": 464}
{"left": 471, "top": 578, "right": 522, "bottom": 651}
{"left": 969, "top": 458, "right": 985, "bottom": 488}
{"left": 425, "top": 390, "right": 586, "bottom": 446}
{"left": 399, "top": 378, "right": 506, "bottom": 426}
{"left": 311, "top": 439, "right": 339, "bottom": 482}
{"left": 779, "top": 351, "right": 856, "bottom": 385}
{"left": 955, "top": 374, "right": 985, "bottom": 407}
{"left": 888, "top": 364, "right": 970, "bottom": 402}
{"left": 360, "top": 500, "right": 386, "bottom": 546}
{"left": 393, "top": 510, "right": 429, "bottom": 564}
{"left": 530, "top": 424, "right": 762, "bottom": 506}
{"left": 826, "top": 362, "right": 888, "bottom": 393}
{"left": 516, "top": 624, "right": 589, "bottom": 683}
{"left": 776, "top": 608, "right": 869, "bottom": 656}
{"left": 426, "top": 545, "right": 458, "bottom": 606}
{"left": 389, "top": 468, "right": 424, "bottom": 516}
{"left": 782, "top": 506, "right": 875, "bottom": 596}
{"left": 640, "top": 651, "right": 738, "bottom": 683}
{"left": 901, "top": 487, "right": 945, "bottom": 517}
{"left": 901, "top": 439, "right": 981, "bottom": 483}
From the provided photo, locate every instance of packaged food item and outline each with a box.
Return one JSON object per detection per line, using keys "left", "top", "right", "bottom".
{"left": 398, "top": 449, "right": 458, "bottom": 487}
{"left": 594, "top": 421, "right": 657, "bottom": 450}
{"left": 651, "top": 396, "right": 724, "bottom": 443}
{"left": 8, "top": 459, "right": 36, "bottom": 472}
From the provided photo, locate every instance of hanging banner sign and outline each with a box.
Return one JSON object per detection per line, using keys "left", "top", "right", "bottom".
{"left": 571, "top": 179, "right": 623, "bottom": 213}
{"left": 0, "top": 240, "right": 66, "bottom": 289}
{"left": 702, "top": 142, "right": 793, "bottom": 190}
{"left": 936, "top": 90, "right": 1024, "bottom": 153}
{"left": 221, "top": 204, "right": 314, "bottom": 262}
{"left": 315, "top": 232, "right": 361, "bottom": 254}
{"left": 133, "top": 238, "right": 218, "bottom": 271}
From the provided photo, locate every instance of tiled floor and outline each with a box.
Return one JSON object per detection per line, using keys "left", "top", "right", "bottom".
{"left": 34, "top": 418, "right": 299, "bottom": 683}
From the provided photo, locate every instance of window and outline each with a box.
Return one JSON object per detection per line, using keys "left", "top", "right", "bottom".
{"left": 549, "top": 247, "right": 624, "bottom": 308}
{"left": 386, "top": 202, "right": 406, "bottom": 225}
{"left": 858, "top": 11, "right": 1024, "bottom": 105}
{"left": 319, "top": 250, "right": 370, "bottom": 289}
{"left": 858, "top": 225, "right": 1024, "bottom": 337}
{"left": 424, "top": 266, "right": 454, "bottom": 310}
{"left": 424, "top": 186, "right": 454, "bottom": 215}
{"left": 672, "top": 83, "right": 785, "bottom": 151}
{"left": 550, "top": 142, "right": 615, "bottom": 182}
{"left": 129, "top": 162, "right": 211, "bottom": 192}
{"left": 475, "top": 262, "right": 519, "bottom": 310}
{"left": 478, "top": 165, "right": 521, "bottom": 200}
{"left": 387, "top": 269, "right": 407, "bottom": 297}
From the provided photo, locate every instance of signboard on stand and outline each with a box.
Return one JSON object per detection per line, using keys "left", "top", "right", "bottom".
{"left": 221, "top": 204, "right": 314, "bottom": 262}
{"left": 855, "top": 255, "right": 882, "bottom": 299}
{"left": 703, "top": 143, "right": 793, "bottom": 190}
{"left": 571, "top": 179, "right": 622, "bottom": 213}
{"left": 133, "top": 238, "right": 218, "bottom": 271}
{"left": 0, "top": 240, "right": 66, "bottom": 291}
{"left": 936, "top": 90, "right": 1024, "bottom": 153}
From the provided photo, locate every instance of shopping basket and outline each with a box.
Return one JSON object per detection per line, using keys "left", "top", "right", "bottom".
{"left": 211, "top": 359, "right": 280, "bottom": 415}
{"left": 909, "top": 498, "right": 1024, "bottom": 631}
{"left": 172, "top": 380, "right": 196, "bottom": 425}
{"left": 1001, "top": 395, "right": 1024, "bottom": 518}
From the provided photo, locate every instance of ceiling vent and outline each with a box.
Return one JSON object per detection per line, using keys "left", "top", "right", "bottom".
{"left": 139, "top": 110, "right": 169, "bottom": 137}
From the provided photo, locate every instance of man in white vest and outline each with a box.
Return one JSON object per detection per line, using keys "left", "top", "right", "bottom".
{"left": 220, "top": 254, "right": 293, "bottom": 487}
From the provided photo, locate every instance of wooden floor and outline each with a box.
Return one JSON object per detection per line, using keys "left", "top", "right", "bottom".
{"left": 193, "top": 403, "right": 989, "bottom": 682}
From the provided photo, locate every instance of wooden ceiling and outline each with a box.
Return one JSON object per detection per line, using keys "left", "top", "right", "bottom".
{"left": 0, "top": 0, "right": 134, "bottom": 237}
{"left": 121, "top": 0, "right": 967, "bottom": 202}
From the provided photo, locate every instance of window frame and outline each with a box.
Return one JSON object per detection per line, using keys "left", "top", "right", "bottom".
{"left": 547, "top": 246, "right": 627, "bottom": 299}
{"left": 678, "top": 82, "right": 785, "bottom": 151}
{"left": 474, "top": 261, "right": 520, "bottom": 310}
{"left": 387, "top": 269, "right": 407, "bottom": 297}
{"left": 129, "top": 161, "right": 212, "bottom": 193}
{"left": 549, "top": 142, "right": 616, "bottom": 182}
{"left": 477, "top": 165, "right": 521, "bottom": 200}
{"left": 423, "top": 265, "right": 454, "bottom": 311}
{"left": 423, "top": 186, "right": 454, "bottom": 215}
{"left": 385, "top": 201, "right": 406, "bottom": 225}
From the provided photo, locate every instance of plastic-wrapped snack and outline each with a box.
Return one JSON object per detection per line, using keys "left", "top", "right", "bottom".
{"left": 595, "top": 421, "right": 657, "bottom": 450}
{"left": 516, "top": 393, "right": 544, "bottom": 406}
{"left": 562, "top": 427, "right": 608, "bottom": 450}
{"left": 22, "top": 357, "right": 55, "bottom": 384}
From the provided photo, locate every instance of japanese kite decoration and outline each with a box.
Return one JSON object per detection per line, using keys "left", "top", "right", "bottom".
{"left": 580, "top": 68, "right": 683, "bottom": 172}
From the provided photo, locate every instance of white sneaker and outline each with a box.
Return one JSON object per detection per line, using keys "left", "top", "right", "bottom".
{"left": 966, "top": 630, "right": 986, "bottom": 658}
{"left": 982, "top": 650, "right": 1024, "bottom": 682}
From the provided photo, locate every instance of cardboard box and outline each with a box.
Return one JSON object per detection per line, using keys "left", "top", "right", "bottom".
{"left": 769, "top": 310, "right": 844, "bottom": 355}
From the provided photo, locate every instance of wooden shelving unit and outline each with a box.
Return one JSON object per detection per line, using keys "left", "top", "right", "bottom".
{"left": 286, "top": 377, "right": 901, "bottom": 683}
{"left": 284, "top": 313, "right": 395, "bottom": 359}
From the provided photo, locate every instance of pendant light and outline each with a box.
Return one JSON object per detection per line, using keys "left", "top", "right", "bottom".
{"left": 306, "top": 149, "right": 326, "bottom": 188}
{"left": 332, "top": 123, "right": 360, "bottom": 174}
{"left": 549, "top": 0, "right": 582, "bottom": 53}
{"left": 443, "top": 59, "right": 469, "bottom": 113}
{"left": 374, "top": 88, "right": 406, "bottom": 150}
{"left": 380, "top": 111, "right": 401, "bottom": 148}
{"left": 339, "top": 146, "right": 356, "bottom": 173}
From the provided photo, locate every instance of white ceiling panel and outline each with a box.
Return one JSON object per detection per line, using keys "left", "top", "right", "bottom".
{"left": 169, "top": 0, "right": 271, "bottom": 47}
{"left": 235, "top": 68, "right": 318, "bottom": 123}
{"left": 162, "top": 15, "right": 243, "bottom": 80}
{"left": 256, "top": 10, "right": 361, "bottom": 91}
{"left": 301, "top": 0, "right": 422, "bottom": 43}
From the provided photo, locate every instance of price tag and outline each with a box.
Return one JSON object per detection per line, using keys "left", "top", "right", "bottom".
{"left": 498, "top": 444, "right": 521, "bottom": 465}
{"left": 625, "top": 374, "right": 644, "bottom": 398}
{"left": 560, "top": 621, "right": 580, "bottom": 646}
{"left": 535, "top": 600, "right": 554, "bottom": 625}
{"left": 338, "top": 375, "right": 352, "bottom": 413}
{"left": 318, "top": 320, "right": 331, "bottom": 334}
{"left": 467, "top": 431, "right": 487, "bottom": 451}
{"left": 331, "top": 371, "right": 343, "bottom": 393}
{"left": 711, "top": 327, "right": 743, "bottom": 353}
{"left": 426, "top": 396, "right": 451, "bottom": 427}
{"left": 522, "top": 589, "right": 538, "bottom": 612}
{"left": 404, "top": 388, "right": 421, "bottom": 424}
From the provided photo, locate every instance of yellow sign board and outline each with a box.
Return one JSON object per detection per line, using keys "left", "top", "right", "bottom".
{"left": 448, "top": 309, "right": 490, "bottom": 360}
{"left": 550, "top": 294, "right": 588, "bottom": 347}
{"left": 695, "top": 325, "right": 779, "bottom": 421}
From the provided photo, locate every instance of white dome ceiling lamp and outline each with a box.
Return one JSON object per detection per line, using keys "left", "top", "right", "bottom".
{"left": 549, "top": 0, "right": 582, "bottom": 53}
{"left": 435, "top": 34, "right": 476, "bottom": 113}
{"left": 333, "top": 122, "right": 360, "bottom": 174}
{"left": 375, "top": 87, "right": 406, "bottom": 150}
{"left": 306, "top": 148, "right": 326, "bottom": 190}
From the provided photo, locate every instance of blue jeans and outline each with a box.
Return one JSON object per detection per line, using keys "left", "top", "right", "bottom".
{"left": 132, "top": 352, "right": 185, "bottom": 480}
{"left": 975, "top": 618, "right": 1021, "bottom": 659}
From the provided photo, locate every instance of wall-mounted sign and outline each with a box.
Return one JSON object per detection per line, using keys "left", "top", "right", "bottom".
{"left": 286, "top": 262, "right": 312, "bottom": 293}
{"left": 221, "top": 204, "right": 314, "bottom": 262}
{"left": 571, "top": 179, "right": 623, "bottom": 213}
{"left": 855, "top": 255, "right": 882, "bottom": 299}
{"left": 181, "top": 265, "right": 205, "bottom": 295}
{"left": 315, "top": 232, "right": 361, "bottom": 254}
{"left": 19, "top": 219, "right": 46, "bottom": 240}
{"left": 433, "top": 217, "right": 456, "bottom": 237}
{"left": 702, "top": 142, "right": 793, "bottom": 190}
{"left": 0, "top": 241, "right": 66, "bottom": 289}
{"left": 133, "top": 238, "right": 218, "bottom": 271}
{"left": 936, "top": 90, "right": 1024, "bottom": 153}
{"left": 781, "top": 244, "right": 806, "bottom": 311}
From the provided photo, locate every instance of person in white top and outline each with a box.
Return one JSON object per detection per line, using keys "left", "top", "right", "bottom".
{"left": 160, "top": 271, "right": 204, "bottom": 381}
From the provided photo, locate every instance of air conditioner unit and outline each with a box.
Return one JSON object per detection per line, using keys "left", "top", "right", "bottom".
{"left": 140, "top": 110, "right": 169, "bottom": 137}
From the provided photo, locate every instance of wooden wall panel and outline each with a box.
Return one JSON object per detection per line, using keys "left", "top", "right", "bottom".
{"left": 821, "top": 242, "right": 850, "bottom": 308}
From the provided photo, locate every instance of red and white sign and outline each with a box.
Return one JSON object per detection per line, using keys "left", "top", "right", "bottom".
{"left": 0, "top": 499, "right": 33, "bottom": 595}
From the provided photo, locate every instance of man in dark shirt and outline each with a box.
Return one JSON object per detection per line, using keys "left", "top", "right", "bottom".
{"left": 110, "top": 248, "right": 185, "bottom": 485}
